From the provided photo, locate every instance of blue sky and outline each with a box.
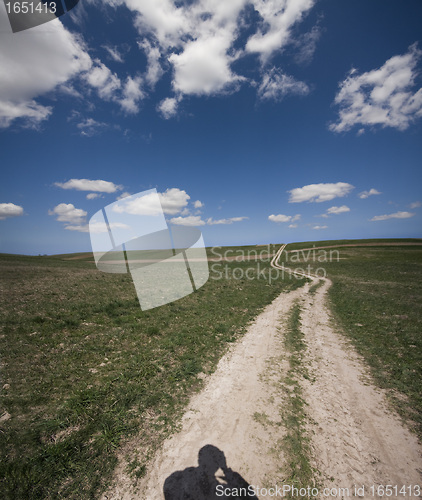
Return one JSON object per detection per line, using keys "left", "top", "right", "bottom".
{"left": 0, "top": 0, "right": 421, "bottom": 255}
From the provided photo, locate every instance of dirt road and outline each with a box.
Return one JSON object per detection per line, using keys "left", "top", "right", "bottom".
{"left": 103, "top": 247, "right": 421, "bottom": 499}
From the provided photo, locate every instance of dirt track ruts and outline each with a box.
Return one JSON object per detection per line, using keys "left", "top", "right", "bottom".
{"left": 102, "top": 245, "right": 422, "bottom": 499}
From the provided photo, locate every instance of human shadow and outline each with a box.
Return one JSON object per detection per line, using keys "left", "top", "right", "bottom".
{"left": 163, "top": 444, "right": 259, "bottom": 499}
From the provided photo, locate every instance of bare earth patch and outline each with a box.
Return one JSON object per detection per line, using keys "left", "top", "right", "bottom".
{"left": 103, "top": 277, "right": 422, "bottom": 499}
{"left": 300, "top": 279, "right": 422, "bottom": 494}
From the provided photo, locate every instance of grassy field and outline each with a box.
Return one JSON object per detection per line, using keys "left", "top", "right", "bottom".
{"left": 0, "top": 250, "right": 305, "bottom": 499}
{"left": 1, "top": 239, "right": 421, "bottom": 498}
{"left": 279, "top": 238, "right": 422, "bottom": 438}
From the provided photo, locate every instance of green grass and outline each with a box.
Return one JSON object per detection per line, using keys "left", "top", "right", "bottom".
{"left": 281, "top": 240, "right": 422, "bottom": 438}
{"left": 279, "top": 302, "right": 317, "bottom": 499}
{"left": 0, "top": 249, "right": 305, "bottom": 499}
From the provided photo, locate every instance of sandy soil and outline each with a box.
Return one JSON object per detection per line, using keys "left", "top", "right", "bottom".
{"left": 102, "top": 252, "right": 421, "bottom": 500}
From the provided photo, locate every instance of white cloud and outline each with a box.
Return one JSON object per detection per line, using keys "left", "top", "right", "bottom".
{"left": 157, "top": 97, "right": 179, "bottom": 119}
{"left": 84, "top": 60, "right": 121, "bottom": 100}
{"left": 169, "top": 215, "right": 206, "bottom": 226}
{"left": 86, "top": 193, "right": 102, "bottom": 200}
{"left": 113, "top": 188, "right": 190, "bottom": 216}
{"left": 294, "top": 25, "right": 321, "bottom": 65}
{"left": 359, "top": 188, "right": 381, "bottom": 199}
{"left": 268, "top": 213, "right": 301, "bottom": 223}
{"left": 113, "top": 192, "right": 163, "bottom": 216}
{"left": 118, "top": 76, "right": 145, "bottom": 114}
{"left": 77, "top": 118, "right": 108, "bottom": 137}
{"left": 326, "top": 205, "right": 350, "bottom": 215}
{"left": 48, "top": 203, "right": 87, "bottom": 224}
{"left": 98, "top": 0, "right": 317, "bottom": 113}
{"left": 169, "top": 33, "right": 244, "bottom": 96}
{"left": 66, "top": 221, "right": 130, "bottom": 233}
{"left": 138, "top": 39, "right": 164, "bottom": 88}
{"left": 370, "top": 211, "right": 415, "bottom": 222}
{"left": 159, "top": 188, "right": 190, "bottom": 215}
{"left": 410, "top": 201, "right": 421, "bottom": 209}
{"left": 258, "top": 68, "right": 309, "bottom": 101}
{"left": 206, "top": 216, "right": 248, "bottom": 225}
{"left": 103, "top": 45, "right": 124, "bottom": 63}
{"left": 116, "top": 192, "right": 132, "bottom": 201}
{"left": 289, "top": 182, "right": 354, "bottom": 203}
{"left": 63, "top": 224, "right": 91, "bottom": 232}
{"left": 269, "top": 214, "right": 290, "bottom": 223}
{"left": 0, "top": 0, "right": 319, "bottom": 125}
{"left": 49, "top": 200, "right": 130, "bottom": 233}
{"left": 313, "top": 225, "right": 327, "bottom": 230}
{"left": 0, "top": 101, "right": 52, "bottom": 129}
{"left": 288, "top": 224, "right": 298, "bottom": 228}
{"left": 194, "top": 200, "right": 204, "bottom": 209}
{"left": 55, "top": 179, "right": 122, "bottom": 193}
{"left": 246, "top": 0, "right": 315, "bottom": 61}
{"left": 0, "top": 203, "right": 24, "bottom": 220}
{"left": 0, "top": 4, "right": 92, "bottom": 128}
{"left": 330, "top": 44, "right": 422, "bottom": 133}
{"left": 112, "top": 188, "right": 189, "bottom": 216}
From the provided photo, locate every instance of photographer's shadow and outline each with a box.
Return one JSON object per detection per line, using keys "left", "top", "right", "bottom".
{"left": 163, "top": 444, "right": 259, "bottom": 499}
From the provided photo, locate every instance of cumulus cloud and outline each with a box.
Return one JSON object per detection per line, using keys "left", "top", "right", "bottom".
{"left": 157, "top": 97, "right": 179, "bottom": 119}
{"left": 48, "top": 203, "right": 87, "bottom": 224}
{"left": 0, "top": 203, "right": 24, "bottom": 220}
{"left": 112, "top": 188, "right": 190, "bottom": 216}
{"left": 169, "top": 33, "right": 244, "bottom": 96}
{"left": 410, "top": 201, "right": 421, "bottom": 209}
{"left": 0, "top": 3, "right": 92, "bottom": 128}
{"left": 118, "top": 76, "right": 145, "bottom": 114}
{"left": 84, "top": 60, "right": 121, "bottom": 100}
{"left": 206, "top": 216, "right": 248, "bottom": 225}
{"left": 73, "top": 221, "right": 130, "bottom": 233}
{"left": 289, "top": 182, "right": 354, "bottom": 203}
{"left": 66, "top": 221, "right": 130, "bottom": 233}
{"left": 97, "top": 0, "right": 317, "bottom": 116}
{"left": 330, "top": 44, "right": 422, "bottom": 133}
{"left": 194, "top": 200, "right": 204, "bottom": 209}
{"left": 77, "top": 118, "right": 108, "bottom": 137}
{"left": 138, "top": 40, "right": 164, "bottom": 88}
{"left": 313, "top": 225, "right": 327, "bottom": 230}
{"left": 246, "top": 0, "right": 315, "bottom": 61}
{"left": 370, "top": 211, "right": 415, "bottom": 222}
{"left": 113, "top": 192, "right": 163, "bottom": 216}
{"left": 158, "top": 188, "right": 190, "bottom": 215}
{"left": 48, "top": 201, "right": 132, "bottom": 233}
{"left": 0, "top": 0, "right": 319, "bottom": 125}
{"left": 169, "top": 215, "right": 206, "bottom": 226}
{"left": 258, "top": 68, "right": 309, "bottom": 101}
{"left": 268, "top": 213, "right": 301, "bottom": 223}
{"left": 0, "top": 101, "right": 52, "bottom": 129}
{"left": 116, "top": 192, "right": 132, "bottom": 201}
{"left": 86, "top": 193, "right": 102, "bottom": 200}
{"left": 359, "top": 188, "right": 381, "bottom": 199}
{"left": 326, "top": 205, "right": 350, "bottom": 215}
{"left": 55, "top": 179, "right": 122, "bottom": 193}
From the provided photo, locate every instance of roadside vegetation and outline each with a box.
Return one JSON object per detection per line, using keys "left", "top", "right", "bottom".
{"left": 0, "top": 250, "right": 305, "bottom": 499}
{"left": 280, "top": 239, "right": 422, "bottom": 439}
{"left": 278, "top": 302, "right": 317, "bottom": 499}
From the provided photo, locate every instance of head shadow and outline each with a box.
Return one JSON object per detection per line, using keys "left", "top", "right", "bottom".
{"left": 163, "top": 444, "right": 259, "bottom": 499}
